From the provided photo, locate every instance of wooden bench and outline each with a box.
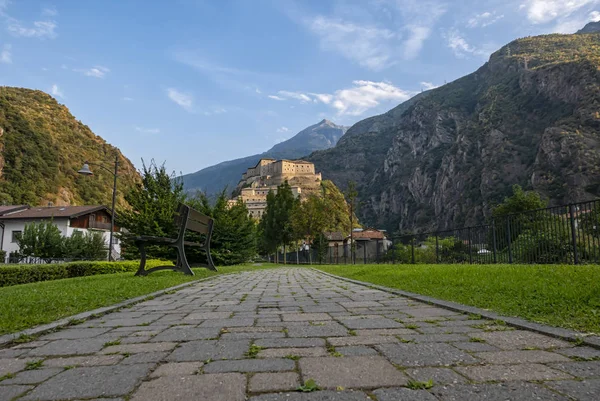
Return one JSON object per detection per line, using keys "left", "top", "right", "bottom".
{"left": 134, "top": 203, "right": 217, "bottom": 276}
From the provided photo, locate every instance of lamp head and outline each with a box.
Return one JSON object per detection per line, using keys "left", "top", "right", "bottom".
{"left": 78, "top": 162, "right": 94, "bottom": 176}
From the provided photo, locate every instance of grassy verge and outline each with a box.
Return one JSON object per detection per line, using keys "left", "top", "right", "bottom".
{"left": 316, "top": 264, "right": 600, "bottom": 334}
{"left": 0, "top": 264, "right": 278, "bottom": 335}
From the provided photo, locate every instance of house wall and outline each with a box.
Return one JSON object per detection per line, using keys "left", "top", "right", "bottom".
{"left": 0, "top": 217, "right": 121, "bottom": 262}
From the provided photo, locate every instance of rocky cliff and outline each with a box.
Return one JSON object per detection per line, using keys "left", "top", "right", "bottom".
{"left": 0, "top": 87, "right": 139, "bottom": 206}
{"left": 308, "top": 33, "right": 600, "bottom": 233}
{"left": 181, "top": 119, "right": 348, "bottom": 195}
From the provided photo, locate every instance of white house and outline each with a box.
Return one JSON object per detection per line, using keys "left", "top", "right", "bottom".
{"left": 0, "top": 205, "right": 121, "bottom": 262}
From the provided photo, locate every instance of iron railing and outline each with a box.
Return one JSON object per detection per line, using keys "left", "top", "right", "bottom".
{"left": 270, "top": 199, "right": 600, "bottom": 265}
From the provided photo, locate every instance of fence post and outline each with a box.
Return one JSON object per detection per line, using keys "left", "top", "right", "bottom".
{"left": 392, "top": 239, "right": 396, "bottom": 265}
{"left": 468, "top": 227, "right": 473, "bottom": 264}
{"left": 492, "top": 219, "right": 498, "bottom": 264}
{"left": 435, "top": 235, "right": 439, "bottom": 263}
{"left": 376, "top": 239, "right": 380, "bottom": 264}
{"left": 569, "top": 204, "right": 579, "bottom": 265}
{"left": 411, "top": 236, "right": 415, "bottom": 264}
{"left": 507, "top": 217, "right": 513, "bottom": 264}
{"left": 363, "top": 243, "right": 367, "bottom": 264}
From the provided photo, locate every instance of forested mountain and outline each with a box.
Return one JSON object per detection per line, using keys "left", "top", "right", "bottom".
{"left": 0, "top": 87, "right": 139, "bottom": 206}
{"left": 181, "top": 119, "right": 348, "bottom": 195}
{"left": 308, "top": 31, "right": 600, "bottom": 233}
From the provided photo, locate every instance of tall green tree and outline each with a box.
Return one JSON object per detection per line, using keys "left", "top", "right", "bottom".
{"left": 187, "top": 191, "right": 257, "bottom": 266}
{"left": 492, "top": 185, "right": 547, "bottom": 217}
{"left": 16, "top": 221, "right": 64, "bottom": 262}
{"left": 118, "top": 160, "right": 186, "bottom": 259}
{"left": 64, "top": 231, "right": 107, "bottom": 260}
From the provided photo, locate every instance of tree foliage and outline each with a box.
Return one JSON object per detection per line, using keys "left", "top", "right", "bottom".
{"left": 492, "top": 185, "right": 547, "bottom": 217}
{"left": 259, "top": 181, "right": 300, "bottom": 255}
{"left": 118, "top": 160, "right": 186, "bottom": 259}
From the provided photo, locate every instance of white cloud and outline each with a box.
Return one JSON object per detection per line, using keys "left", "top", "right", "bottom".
{"left": 268, "top": 95, "right": 286, "bottom": 101}
{"left": 308, "top": 15, "right": 396, "bottom": 70}
{"left": 276, "top": 126, "right": 289, "bottom": 133}
{"left": 421, "top": 81, "right": 439, "bottom": 90}
{"left": 467, "top": 11, "right": 504, "bottom": 28}
{"left": 76, "top": 65, "right": 110, "bottom": 78}
{"left": 50, "top": 84, "right": 63, "bottom": 98}
{"left": 135, "top": 126, "right": 160, "bottom": 134}
{"left": 42, "top": 7, "right": 58, "bottom": 17}
{"left": 7, "top": 19, "right": 57, "bottom": 38}
{"left": 553, "top": 9, "right": 600, "bottom": 33}
{"left": 166, "top": 88, "right": 193, "bottom": 111}
{"left": 444, "top": 29, "right": 489, "bottom": 59}
{"left": 403, "top": 25, "right": 431, "bottom": 60}
{"left": 522, "top": 0, "right": 598, "bottom": 24}
{"left": 274, "top": 80, "right": 414, "bottom": 116}
{"left": 278, "top": 90, "right": 312, "bottom": 103}
{"left": 1, "top": 44, "right": 11, "bottom": 64}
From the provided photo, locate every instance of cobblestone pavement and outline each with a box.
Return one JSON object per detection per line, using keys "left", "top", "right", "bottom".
{"left": 1, "top": 268, "right": 599, "bottom": 400}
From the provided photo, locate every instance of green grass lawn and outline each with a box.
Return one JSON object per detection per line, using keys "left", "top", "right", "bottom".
{"left": 316, "top": 264, "right": 600, "bottom": 334}
{"left": 0, "top": 264, "right": 277, "bottom": 335}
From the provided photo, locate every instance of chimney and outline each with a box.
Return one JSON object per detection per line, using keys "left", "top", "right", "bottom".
{"left": 47, "top": 202, "right": 53, "bottom": 207}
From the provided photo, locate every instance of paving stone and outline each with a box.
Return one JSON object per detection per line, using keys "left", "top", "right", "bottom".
{"left": 474, "top": 350, "right": 570, "bottom": 364}
{"left": 184, "top": 311, "right": 232, "bottom": 320}
{"left": 546, "top": 378, "right": 600, "bottom": 401}
{"left": 336, "top": 346, "right": 378, "bottom": 356}
{"left": 199, "top": 318, "right": 256, "bottom": 328}
{"left": 405, "top": 308, "right": 458, "bottom": 318}
{"left": 248, "top": 390, "right": 371, "bottom": 400}
{"left": 101, "top": 342, "right": 176, "bottom": 354}
{"left": 373, "top": 387, "right": 438, "bottom": 401}
{"left": 555, "top": 346, "right": 600, "bottom": 360}
{"left": 0, "top": 358, "right": 31, "bottom": 376}
{"left": 451, "top": 342, "right": 500, "bottom": 352}
{"left": 476, "top": 330, "right": 572, "bottom": 350}
{"left": 403, "top": 334, "right": 469, "bottom": 343}
{"left": 130, "top": 373, "right": 246, "bottom": 401}
{"left": 13, "top": 340, "right": 51, "bottom": 349}
{"left": 150, "top": 361, "right": 204, "bottom": 377}
{"left": 354, "top": 328, "right": 417, "bottom": 336}
{"left": 282, "top": 313, "right": 332, "bottom": 321}
{"left": 255, "top": 338, "right": 326, "bottom": 348}
{"left": 339, "top": 317, "right": 402, "bottom": 329}
{"left": 42, "top": 354, "right": 124, "bottom": 367}
{"left": 120, "top": 351, "right": 168, "bottom": 364}
{"left": 203, "top": 358, "right": 295, "bottom": 373}
{"left": 327, "top": 335, "right": 399, "bottom": 346}
{"left": 406, "top": 367, "right": 468, "bottom": 385}
{"left": 455, "top": 363, "right": 573, "bottom": 382}
{"left": 167, "top": 340, "right": 249, "bottom": 362}
{"left": 286, "top": 322, "right": 348, "bottom": 338}
{"left": 220, "top": 331, "right": 286, "bottom": 340}
{"left": 377, "top": 343, "right": 479, "bottom": 367}
{"left": 431, "top": 382, "right": 570, "bottom": 400}
{"left": 258, "top": 347, "right": 329, "bottom": 358}
{"left": 249, "top": 372, "right": 301, "bottom": 392}
{"left": 299, "top": 356, "right": 408, "bottom": 389}
{"left": 21, "top": 363, "right": 153, "bottom": 400}
{"left": 27, "top": 338, "right": 107, "bottom": 356}
{"left": 0, "top": 385, "right": 33, "bottom": 400}
{"left": 0, "top": 349, "right": 26, "bottom": 358}
{"left": 547, "top": 360, "right": 600, "bottom": 378}
{"left": 150, "top": 327, "right": 221, "bottom": 342}
{"left": 40, "top": 328, "right": 112, "bottom": 340}
{"left": 1, "top": 368, "right": 63, "bottom": 384}
{"left": 227, "top": 326, "right": 284, "bottom": 333}
{"left": 340, "top": 301, "right": 383, "bottom": 308}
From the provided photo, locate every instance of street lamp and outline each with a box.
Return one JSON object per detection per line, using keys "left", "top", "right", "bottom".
{"left": 78, "top": 155, "right": 119, "bottom": 261}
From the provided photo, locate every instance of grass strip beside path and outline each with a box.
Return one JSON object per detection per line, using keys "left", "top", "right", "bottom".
{"left": 0, "top": 265, "right": 277, "bottom": 335}
{"left": 316, "top": 264, "right": 600, "bottom": 334}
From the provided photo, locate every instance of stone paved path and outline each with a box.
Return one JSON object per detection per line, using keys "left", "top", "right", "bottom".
{"left": 1, "top": 268, "right": 599, "bottom": 400}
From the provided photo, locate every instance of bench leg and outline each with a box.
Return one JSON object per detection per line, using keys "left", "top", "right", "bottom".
{"left": 176, "top": 244, "right": 195, "bottom": 276}
{"left": 205, "top": 243, "right": 218, "bottom": 272}
{"left": 134, "top": 242, "right": 148, "bottom": 276}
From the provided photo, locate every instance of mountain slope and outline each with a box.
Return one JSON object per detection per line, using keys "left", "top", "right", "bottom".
{"left": 181, "top": 119, "right": 348, "bottom": 195}
{"left": 0, "top": 87, "right": 139, "bottom": 206}
{"left": 308, "top": 32, "right": 600, "bottom": 233}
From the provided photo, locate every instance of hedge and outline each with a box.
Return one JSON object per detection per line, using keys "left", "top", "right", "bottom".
{"left": 0, "top": 260, "right": 171, "bottom": 287}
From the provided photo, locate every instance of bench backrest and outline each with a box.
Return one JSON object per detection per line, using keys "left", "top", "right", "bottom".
{"left": 174, "top": 203, "right": 213, "bottom": 239}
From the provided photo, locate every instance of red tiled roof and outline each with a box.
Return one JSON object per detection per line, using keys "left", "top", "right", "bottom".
{"left": 350, "top": 228, "right": 386, "bottom": 240}
{"left": 324, "top": 232, "right": 344, "bottom": 241}
{"left": 0, "top": 206, "right": 110, "bottom": 220}
{"left": 0, "top": 205, "right": 29, "bottom": 216}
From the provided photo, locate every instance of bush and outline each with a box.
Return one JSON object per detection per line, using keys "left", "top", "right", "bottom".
{"left": 0, "top": 260, "right": 170, "bottom": 287}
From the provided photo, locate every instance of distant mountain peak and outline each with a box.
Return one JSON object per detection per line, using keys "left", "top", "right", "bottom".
{"left": 577, "top": 21, "right": 600, "bottom": 34}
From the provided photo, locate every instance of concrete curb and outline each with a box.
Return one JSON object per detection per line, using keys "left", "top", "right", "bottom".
{"left": 312, "top": 268, "right": 600, "bottom": 350}
{"left": 0, "top": 274, "right": 223, "bottom": 348}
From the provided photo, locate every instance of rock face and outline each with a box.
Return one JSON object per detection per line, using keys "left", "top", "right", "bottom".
{"left": 0, "top": 87, "right": 139, "bottom": 206}
{"left": 577, "top": 21, "right": 600, "bottom": 34}
{"left": 181, "top": 120, "right": 348, "bottom": 196}
{"left": 308, "top": 33, "right": 600, "bottom": 233}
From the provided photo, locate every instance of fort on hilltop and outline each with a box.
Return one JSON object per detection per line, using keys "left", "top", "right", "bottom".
{"left": 230, "top": 158, "right": 322, "bottom": 219}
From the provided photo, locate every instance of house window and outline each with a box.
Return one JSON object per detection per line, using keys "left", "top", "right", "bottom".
{"left": 11, "top": 231, "right": 22, "bottom": 243}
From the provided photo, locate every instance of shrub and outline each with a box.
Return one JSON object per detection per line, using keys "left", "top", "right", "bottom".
{"left": 0, "top": 260, "right": 170, "bottom": 287}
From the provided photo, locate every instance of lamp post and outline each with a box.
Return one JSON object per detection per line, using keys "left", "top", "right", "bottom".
{"left": 78, "top": 155, "right": 119, "bottom": 261}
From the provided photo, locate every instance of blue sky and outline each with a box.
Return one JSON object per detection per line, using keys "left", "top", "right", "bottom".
{"left": 1, "top": 0, "right": 599, "bottom": 174}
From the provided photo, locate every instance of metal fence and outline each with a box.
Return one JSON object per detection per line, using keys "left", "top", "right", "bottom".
{"left": 271, "top": 199, "right": 600, "bottom": 265}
